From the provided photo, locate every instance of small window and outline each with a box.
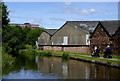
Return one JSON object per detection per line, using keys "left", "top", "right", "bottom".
{"left": 86, "top": 34, "right": 90, "bottom": 45}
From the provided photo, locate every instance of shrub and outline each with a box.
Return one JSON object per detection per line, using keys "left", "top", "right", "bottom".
{"left": 2, "top": 47, "right": 15, "bottom": 67}
{"left": 38, "top": 51, "right": 52, "bottom": 56}
{"left": 62, "top": 52, "right": 69, "bottom": 59}
{"left": 45, "top": 51, "right": 52, "bottom": 56}
{"left": 33, "top": 45, "right": 37, "bottom": 49}
{"left": 25, "top": 45, "right": 33, "bottom": 49}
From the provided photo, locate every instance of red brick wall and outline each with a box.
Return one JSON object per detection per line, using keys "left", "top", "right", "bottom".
{"left": 40, "top": 46, "right": 90, "bottom": 54}
{"left": 64, "top": 46, "right": 90, "bottom": 53}
{"left": 43, "top": 46, "right": 62, "bottom": 51}
{"left": 90, "top": 25, "right": 111, "bottom": 54}
{"left": 112, "top": 27, "right": 120, "bottom": 56}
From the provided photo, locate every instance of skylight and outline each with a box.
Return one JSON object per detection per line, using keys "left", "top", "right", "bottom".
{"left": 80, "top": 24, "right": 87, "bottom": 27}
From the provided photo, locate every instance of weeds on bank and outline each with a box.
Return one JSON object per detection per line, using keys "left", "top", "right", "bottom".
{"left": 62, "top": 52, "right": 70, "bottom": 60}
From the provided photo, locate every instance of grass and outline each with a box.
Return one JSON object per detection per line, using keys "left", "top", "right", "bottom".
{"left": 43, "top": 51, "right": 120, "bottom": 65}
{"left": 52, "top": 51, "right": 120, "bottom": 60}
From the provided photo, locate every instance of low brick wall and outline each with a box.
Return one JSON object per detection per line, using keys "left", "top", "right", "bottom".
{"left": 39, "top": 45, "right": 90, "bottom": 54}
{"left": 43, "top": 46, "right": 62, "bottom": 51}
{"left": 64, "top": 46, "right": 90, "bottom": 53}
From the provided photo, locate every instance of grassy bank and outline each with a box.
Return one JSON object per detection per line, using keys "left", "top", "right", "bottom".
{"left": 19, "top": 45, "right": 120, "bottom": 67}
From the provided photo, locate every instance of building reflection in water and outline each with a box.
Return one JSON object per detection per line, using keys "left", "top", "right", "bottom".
{"left": 62, "top": 61, "right": 68, "bottom": 79}
{"left": 36, "top": 56, "right": 120, "bottom": 79}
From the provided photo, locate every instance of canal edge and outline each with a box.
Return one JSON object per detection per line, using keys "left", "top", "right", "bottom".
{"left": 52, "top": 55, "right": 120, "bottom": 68}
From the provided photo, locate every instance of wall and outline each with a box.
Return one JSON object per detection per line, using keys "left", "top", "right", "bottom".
{"left": 51, "top": 22, "right": 90, "bottom": 45}
{"left": 90, "top": 24, "right": 111, "bottom": 54}
{"left": 39, "top": 45, "right": 90, "bottom": 54}
{"left": 112, "top": 27, "right": 120, "bottom": 56}
{"left": 38, "top": 32, "right": 51, "bottom": 45}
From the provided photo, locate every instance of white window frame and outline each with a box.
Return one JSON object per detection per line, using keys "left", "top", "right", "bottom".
{"left": 86, "top": 34, "right": 90, "bottom": 45}
{"left": 63, "top": 36, "right": 68, "bottom": 45}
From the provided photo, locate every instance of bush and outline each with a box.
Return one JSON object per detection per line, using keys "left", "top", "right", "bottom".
{"left": 2, "top": 47, "right": 15, "bottom": 67}
{"left": 33, "top": 45, "right": 37, "bottom": 49}
{"left": 45, "top": 51, "right": 52, "bottom": 56}
{"left": 62, "top": 52, "right": 69, "bottom": 59}
{"left": 25, "top": 45, "right": 33, "bottom": 49}
{"left": 38, "top": 51, "right": 52, "bottom": 56}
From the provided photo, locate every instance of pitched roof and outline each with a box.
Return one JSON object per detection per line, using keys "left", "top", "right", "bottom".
{"left": 44, "top": 29, "right": 58, "bottom": 36}
{"left": 68, "top": 21, "right": 99, "bottom": 33}
{"left": 100, "top": 21, "right": 120, "bottom": 36}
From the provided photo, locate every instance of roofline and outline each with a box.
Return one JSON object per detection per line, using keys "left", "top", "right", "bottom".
{"left": 90, "top": 22, "right": 112, "bottom": 38}
{"left": 112, "top": 26, "right": 120, "bottom": 37}
{"left": 43, "top": 29, "right": 58, "bottom": 36}
{"left": 52, "top": 21, "right": 68, "bottom": 36}
{"left": 66, "top": 21, "right": 100, "bottom": 22}
{"left": 68, "top": 22, "right": 90, "bottom": 33}
{"left": 66, "top": 20, "right": 119, "bottom": 22}
{"left": 43, "top": 30, "right": 52, "bottom": 36}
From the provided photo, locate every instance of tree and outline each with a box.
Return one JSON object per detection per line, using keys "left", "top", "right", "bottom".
{"left": 25, "top": 28, "right": 43, "bottom": 45}
{"left": 2, "top": 2, "right": 43, "bottom": 54}
{"left": 2, "top": 2, "right": 10, "bottom": 26}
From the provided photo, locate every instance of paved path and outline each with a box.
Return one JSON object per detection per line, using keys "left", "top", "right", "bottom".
{"left": 70, "top": 54, "right": 120, "bottom": 61}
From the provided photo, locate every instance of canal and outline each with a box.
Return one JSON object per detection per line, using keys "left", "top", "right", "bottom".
{"left": 2, "top": 54, "right": 120, "bottom": 79}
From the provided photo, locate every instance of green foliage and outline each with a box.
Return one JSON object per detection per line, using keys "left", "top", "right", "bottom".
{"left": 2, "top": 25, "right": 26, "bottom": 54}
{"left": 1, "top": 2, "right": 10, "bottom": 26}
{"left": 25, "top": 28, "right": 43, "bottom": 45}
{"left": 62, "top": 52, "right": 70, "bottom": 59}
{"left": 2, "top": 2, "right": 43, "bottom": 55}
{"left": 25, "top": 45, "right": 33, "bottom": 49}
{"left": 2, "top": 47, "right": 15, "bottom": 67}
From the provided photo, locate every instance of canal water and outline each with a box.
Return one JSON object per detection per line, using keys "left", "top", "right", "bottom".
{"left": 2, "top": 54, "right": 120, "bottom": 79}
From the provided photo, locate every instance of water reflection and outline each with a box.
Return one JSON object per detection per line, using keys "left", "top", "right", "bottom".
{"left": 2, "top": 54, "right": 120, "bottom": 79}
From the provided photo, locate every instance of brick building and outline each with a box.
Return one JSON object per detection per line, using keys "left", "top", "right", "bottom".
{"left": 9, "top": 23, "right": 40, "bottom": 30}
{"left": 38, "top": 21, "right": 99, "bottom": 53}
{"left": 90, "top": 21, "right": 120, "bottom": 56}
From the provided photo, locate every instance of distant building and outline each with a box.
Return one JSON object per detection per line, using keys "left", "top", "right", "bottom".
{"left": 9, "top": 23, "right": 40, "bottom": 30}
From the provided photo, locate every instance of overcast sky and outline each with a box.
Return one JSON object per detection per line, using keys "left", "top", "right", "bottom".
{"left": 5, "top": 2, "right": 118, "bottom": 29}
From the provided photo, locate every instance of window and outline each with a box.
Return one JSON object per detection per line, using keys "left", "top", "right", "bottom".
{"left": 63, "top": 36, "right": 68, "bottom": 45}
{"left": 86, "top": 34, "right": 90, "bottom": 45}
